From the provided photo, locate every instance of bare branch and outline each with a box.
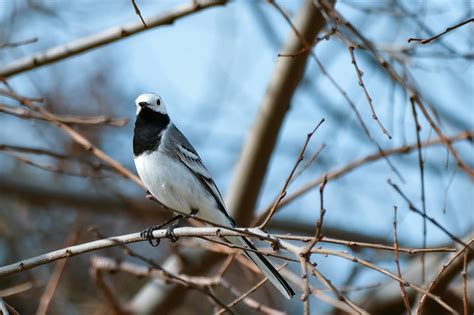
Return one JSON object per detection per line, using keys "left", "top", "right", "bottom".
{"left": 216, "top": 264, "right": 289, "bottom": 314}
{"left": 1, "top": 89, "right": 144, "bottom": 187}
{"left": 0, "top": 0, "right": 227, "bottom": 78}
{"left": 36, "top": 232, "right": 79, "bottom": 315}
{"left": 131, "top": 0, "right": 148, "bottom": 28}
{"left": 262, "top": 131, "right": 472, "bottom": 216}
{"left": 388, "top": 179, "right": 470, "bottom": 249}
{"left": 315, "top": 0, "right": 474, "bottom": 178}
{"left": 0, "top": 103, "right": 128, "bottom": 126}
{"left": 408, "top": 18, "right": 474, "bottom": 45}
{"left": 308, "top": 263, "right": 368, "bottom": 314}
{"left": 348, "top": 46, "right": 392, "bottom": 139}
{"left": 462, "top": 252, "right": 470, "bottom": 315}
{"left": 0, "top": 37, "right": 38, "bottom": 49}
{"left": 416, "top": 239, "right": 474, "bottom": 314}
{"left": 0, "top": 282, "right": 35, "bottom": 298}
{"left": 0, "top": 227, "right": 280, "bottom": 278}
{"left": 308, "top": 247, "right": 457, "bottom": 314}
{"left": 258, "top": 119, "right": 324, "bottom": 228}
{"left": 410, "top": 97, "right": 429, "bottom": 284}
{"left": 393, "top": 206, "right": 412, "bottom": 314}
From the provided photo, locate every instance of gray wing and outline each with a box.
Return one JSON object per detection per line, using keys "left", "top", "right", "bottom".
{"left": 169, "top": 125, "right": 236, "bottom": 226}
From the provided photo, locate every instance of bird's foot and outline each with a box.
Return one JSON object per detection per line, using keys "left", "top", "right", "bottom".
{"left": 140, "top": 214, "right": 183, "bottom": 247}
{"left": 140, "top": 226, "right": 161, "bottom": 247}
{"left": 165, "top": 223, "right": 179, "bottom": 243}
{"left": 164, "top": 209, "right": 199, "bottom": 243}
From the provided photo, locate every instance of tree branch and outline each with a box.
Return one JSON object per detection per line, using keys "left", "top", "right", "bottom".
{"left": 0, "top": 227, "right": 242, "bottom": 278}
{"left": 0, "top": 0, "right": 227, "bottom": 78}
{"left": 0, "top": 103, "right": 128, "bottom": 126}
{"left": 408, "top": 18, "right": 474, "bottom": 45}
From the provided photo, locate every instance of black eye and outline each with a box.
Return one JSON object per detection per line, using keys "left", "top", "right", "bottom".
{"left": 156, "top": 99, "right": 161, "bottom": 106}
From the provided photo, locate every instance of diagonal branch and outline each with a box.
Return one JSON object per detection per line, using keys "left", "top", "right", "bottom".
{"left": 261, "top": 131, "right": 472, "bottom": 217}
{"left": 0, "top": 0, "right": 227, "bottom": 78}
{"left": 258, "top": 119, "right": 324, "bottom": 228}
{"left": 1, "top": 89, "right": 144, "bottom": 187}
{"left": 408, "top": 18, "right": 474, "bottom": 45}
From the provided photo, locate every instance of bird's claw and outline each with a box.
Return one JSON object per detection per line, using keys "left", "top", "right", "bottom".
{"left": 140, "top": 226, "right": 161, "bottom": 247}
{"left": 165, "top": 224, "right": 179, "bottom": 243}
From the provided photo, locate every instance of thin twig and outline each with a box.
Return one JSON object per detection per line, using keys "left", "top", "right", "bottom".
{"left": 278, "top": 27, "right": 337, "bottom": 57}
{"left": 393, "top": 206, "right": 411, "bottom": 314}
{"left": 291, "top": 143, "right": 326, "bottom": 181}
{"left": 0, "top": 103, "right": 128, "bottom": 126}
{"left": 410, "top": 96, "right": 427, "bottom": 283}
{"left": 0, "top": 144, "right": 66, "bottom": 159}
{"left": 36, "top": 232, "right": 79, "bottom": 315}
{"left": 315, "top": 174, "right": 328, "bottom": 241}
{"left": 299, "top": 256, "right": 310, "bottom": 315}
{"left": 348, "top": 46, "right": 392, "bottom": 139}
{"left": 5, "top": 153, "right": 106, "bottom": 178}
{"left": 0, "top": 282, "right": 35, "bottom": 298}
{"left": 260, "top": 131, "right": 472, "bottom": 218}
{"left": 462, "top": 252, "right": 470, "bottom": 315}
{"left": 272, "top": 0, "right": 404, "bottom": 181}
{"left": 411, "top": 95, "right": 474, "bottom": 178}
{"left": 280, "top": 268, "right": 357, "bottom": 313}
{"left": 307, "top": 247, "right": 457, "bottom": 314}
{"left": 219, "top": 278, "right": 285, "bottom": 315}
{"left": 91, "top": 266, "right": 125, "bottom": 314}
{"left": 0, "top": 89, "right": 144, "bottom": 187}
{"left": 308, "top": 263, "right": 368, "bottom": 314}
{"left": 408, "top": 18, "right": 474, "bottom": 45}
{"left": 216, "top": 263, "right": 289, "bottom": 314}
{"left": 387, "top": 179, "right": 469, "bottom": 250}
{"left": 316, "top": 0, "right": 474, "bottom": 178}
{"left": 0, "top": 37, "right": 38, "bottom": 49}
{"left": 131, "top": 0, "right": 148, "bottom": 28}
{"left": 442, "top": 167, "right": 458, "bottom": 214}
{"left": 416, "top": 239, "right": 473, "bottom": 314}
{"left": 273, "top": 235, "right": 456, "bottom": 254}
{"left": 258, "top": 118, "right": 325, "bottom": 228}
{"left": 300, "top": 174, "right": 328, "bottom": 254}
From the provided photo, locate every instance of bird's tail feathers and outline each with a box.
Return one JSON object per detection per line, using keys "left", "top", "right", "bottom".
{"left": 226, "top": 235, "right": 295, "bottom": 299}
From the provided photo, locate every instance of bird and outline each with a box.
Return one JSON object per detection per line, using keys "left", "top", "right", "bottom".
{"left": 132, "top": 92, "right": 294, "bottom": 299}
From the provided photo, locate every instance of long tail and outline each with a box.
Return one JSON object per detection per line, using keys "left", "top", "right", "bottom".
{"left": 227, "top": 235, "right": 295, "bottom": 299}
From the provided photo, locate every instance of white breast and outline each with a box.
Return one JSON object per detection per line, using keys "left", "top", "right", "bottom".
{"left": 134, "top": 139, "right": 229, "bottom": 226}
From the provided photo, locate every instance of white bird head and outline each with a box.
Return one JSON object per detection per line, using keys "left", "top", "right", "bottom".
{"left": 135, "top": 93, "right": 168, "bottom": 115}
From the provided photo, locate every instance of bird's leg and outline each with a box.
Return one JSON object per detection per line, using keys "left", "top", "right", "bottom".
{"left": 141, "top": 214, "right": 183, "bottom": 247}
{"left": 164, "top": 208, "right": 199, "bottom": 243}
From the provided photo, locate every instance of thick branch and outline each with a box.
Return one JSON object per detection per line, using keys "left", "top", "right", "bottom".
{"left": 226, "top": 0, "right": 330, "bottom": 225}
{"left": 0, "top": 227, "right": 260, "bottom": 278}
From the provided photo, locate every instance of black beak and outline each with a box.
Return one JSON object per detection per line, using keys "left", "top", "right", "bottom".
{"left": 138, "top": 101, "right": 148, "bottom": 108}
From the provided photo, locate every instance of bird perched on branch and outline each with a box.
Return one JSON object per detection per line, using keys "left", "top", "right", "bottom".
{"left": 132, "top": 93, "right": 294, "bottom": 299}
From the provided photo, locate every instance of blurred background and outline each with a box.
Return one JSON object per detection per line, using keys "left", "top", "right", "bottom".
{"left": 0, "top": 0, "right": 472, "bottom": 314}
